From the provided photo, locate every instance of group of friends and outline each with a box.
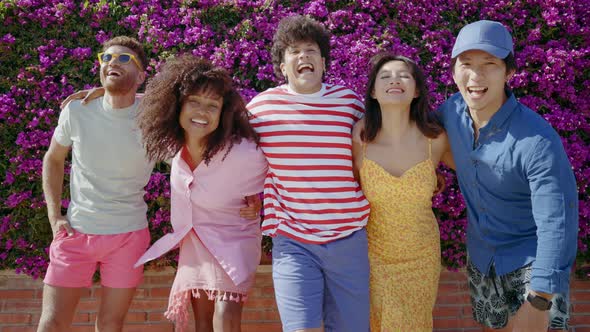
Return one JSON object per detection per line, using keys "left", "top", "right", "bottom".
{"left": 37, "top": 14, "right": 578, "bottom": 332}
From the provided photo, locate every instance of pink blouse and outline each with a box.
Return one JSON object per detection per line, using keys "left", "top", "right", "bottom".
{"left": 136, "top": 139, "right": 268, "bottom": 285}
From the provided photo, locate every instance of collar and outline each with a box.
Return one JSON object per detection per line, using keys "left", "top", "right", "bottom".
{"left": 285, "top": 83, "right": 326, "bottom": 97}
{"left": 101, "top": 96, "right": 139, "bottom": 118}
{"left": 172, "top": 149, "right": 193, "bottom": 175}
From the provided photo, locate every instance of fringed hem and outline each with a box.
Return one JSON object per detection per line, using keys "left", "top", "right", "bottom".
{"left": 165, "top": 287, "right": 248, "bottom": 332}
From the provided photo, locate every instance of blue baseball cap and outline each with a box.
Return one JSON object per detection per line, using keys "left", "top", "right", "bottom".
{"left": 451, "top": 20, "right": 513, "bottom": 59}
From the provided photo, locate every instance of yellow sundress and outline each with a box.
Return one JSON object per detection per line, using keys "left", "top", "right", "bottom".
{"left": 360, "top": 140, "right": 441, "bottom": 332}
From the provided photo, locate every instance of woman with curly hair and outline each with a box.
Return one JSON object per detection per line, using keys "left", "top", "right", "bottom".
{"left": 134, "top": 54, "right": 268, "bottom": 332}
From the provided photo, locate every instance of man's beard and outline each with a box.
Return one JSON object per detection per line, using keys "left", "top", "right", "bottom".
{"left": 100, "top": 72, "right": 136, "bottom": 95}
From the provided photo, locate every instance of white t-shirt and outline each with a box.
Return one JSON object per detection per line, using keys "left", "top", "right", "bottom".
{"left": 53, "top": 97, "right": 155, "bottom": 234}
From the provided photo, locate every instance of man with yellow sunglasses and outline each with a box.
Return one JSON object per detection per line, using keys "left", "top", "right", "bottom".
{"left": 97, "top": 51, "right": 143, "bottom": 71}
{"left": 39, "top": 36, "right": 154, "bottom": 332}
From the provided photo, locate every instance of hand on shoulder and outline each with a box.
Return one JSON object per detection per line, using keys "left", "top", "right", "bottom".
{"left": 60, "top": 87, "right": 105, "bottom": 109}
{"left": 60, "top": 88, "right": 143, "bottom": 110}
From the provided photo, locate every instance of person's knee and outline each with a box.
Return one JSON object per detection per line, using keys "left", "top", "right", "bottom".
{"left": 38, "top": 302, "right": 77, "bottom": 332}
{"left": 195, "top": 318, "right": 214, "bottom": 332}
{"left": 193, "top": 296, "right": 216, "bottom": 331}
{"left": 37, "top": 315, "right": 69, "bottom": 332}
{"left": 95, "top": 312, "right": 126, "bottom": 332}
{"left": 95, "top": 320, "right": 125, "bottom": 332}
{"left": 213, "top": 300, "right": 242, "bottom": 330}
{"left": 213, "top": 301, "right": 240, "bottom": 322}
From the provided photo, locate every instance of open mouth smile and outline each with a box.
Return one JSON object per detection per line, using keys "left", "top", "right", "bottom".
{"left": 297, "top": 63, "right": 314, "bottom": 74}
{"left": 467, "top": 87, "right": 488, "bottom": 95}
{"left": 106, "top": 69, "right": 122, "bottom": 77}
{"left": 191, "top": 118, "right": 208, "bottom": 125}
{"left": 386, "top": 87, "right": 404, "bottom": 94}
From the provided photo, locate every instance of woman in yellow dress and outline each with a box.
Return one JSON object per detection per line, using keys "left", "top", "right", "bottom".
{"left": 352, "top": 53, "right": 454, "bottom": 331}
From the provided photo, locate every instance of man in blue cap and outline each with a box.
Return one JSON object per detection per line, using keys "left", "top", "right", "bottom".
{"left": 438, "top": 20, "right": 578, "bottom": 331}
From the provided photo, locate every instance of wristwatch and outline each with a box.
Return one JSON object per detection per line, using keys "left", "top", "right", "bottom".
{"left": 526, "top": 292, "right": 553, "bottom": 311}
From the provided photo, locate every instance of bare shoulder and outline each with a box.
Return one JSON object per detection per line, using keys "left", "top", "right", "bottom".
{"left": 352, "top": 118, "right": 365, "bottom": 144}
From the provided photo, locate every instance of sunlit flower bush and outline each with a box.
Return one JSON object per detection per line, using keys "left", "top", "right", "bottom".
{"left": 1, "top": 0, "right": 588, "bottom": 278}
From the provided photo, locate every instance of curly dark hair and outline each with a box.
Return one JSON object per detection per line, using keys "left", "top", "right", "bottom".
{"left": 102, "top": 36, "right": 148, "bottom": 71}
{"left": 137, "top": 54, "right": 259, "bottom": 163}
{"left": 270, "top": 15, "right": 331, "bottom": 79}
{"left": 362, "top": 52, "right": 444, "bottom": 142}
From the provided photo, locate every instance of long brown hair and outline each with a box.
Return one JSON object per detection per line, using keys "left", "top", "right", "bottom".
{"left": 137, "top": 54, "right": 258, "bottom": 163}
{"left": 362, "top": 53, "right": 443, "bottom": 142}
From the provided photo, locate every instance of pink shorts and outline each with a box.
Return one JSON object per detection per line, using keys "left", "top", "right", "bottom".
{"left": 44, "top": 227, "right": 150, "bottom": 288}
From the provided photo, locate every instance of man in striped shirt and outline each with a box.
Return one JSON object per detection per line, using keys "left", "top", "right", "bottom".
{"left": 247, "top": 15, "right": 370, "bottom": 332}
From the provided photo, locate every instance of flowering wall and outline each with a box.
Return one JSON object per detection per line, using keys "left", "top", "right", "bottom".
{"left": 1, "top": 0, "right": 589, "bottom": 278}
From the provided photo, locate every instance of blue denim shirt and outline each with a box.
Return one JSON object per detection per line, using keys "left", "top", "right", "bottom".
{"left": 438, "top": 91, "right": 578, "bottom": 294}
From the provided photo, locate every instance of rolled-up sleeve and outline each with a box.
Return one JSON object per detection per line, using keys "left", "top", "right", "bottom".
{"left": 527, "top": 136, "right": 579, "bottom": 294}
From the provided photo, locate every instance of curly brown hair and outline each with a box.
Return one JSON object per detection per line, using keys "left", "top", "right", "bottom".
{"left": 271, "top": 15, "right": 331, "bottom": 79}
{"left": 102, "top": 36, "right": 148, "bottom": 71}
{"left": 137, "top": 54, "right": 259, "bottom": 163}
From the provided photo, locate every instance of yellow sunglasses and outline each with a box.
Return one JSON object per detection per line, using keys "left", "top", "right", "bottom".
{"left": 97, "top": 52, "right": 142, "bottom": 70}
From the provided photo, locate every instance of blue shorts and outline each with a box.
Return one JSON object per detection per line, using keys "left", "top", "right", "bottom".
{"left": 271, "top": 229, "right": 370, "bottom": 332}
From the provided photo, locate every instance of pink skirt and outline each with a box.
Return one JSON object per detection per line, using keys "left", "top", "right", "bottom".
{"left": 165, "top": 230, "right": 255, "bottom": 330}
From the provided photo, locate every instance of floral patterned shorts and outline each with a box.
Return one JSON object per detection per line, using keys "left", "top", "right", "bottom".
{"left": 467, "top": 259, "right": 569, "bottom": 329}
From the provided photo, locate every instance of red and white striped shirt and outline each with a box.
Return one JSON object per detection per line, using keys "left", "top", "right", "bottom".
{"left": 247, "top": 84, "right": 370, "bottom": 244}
